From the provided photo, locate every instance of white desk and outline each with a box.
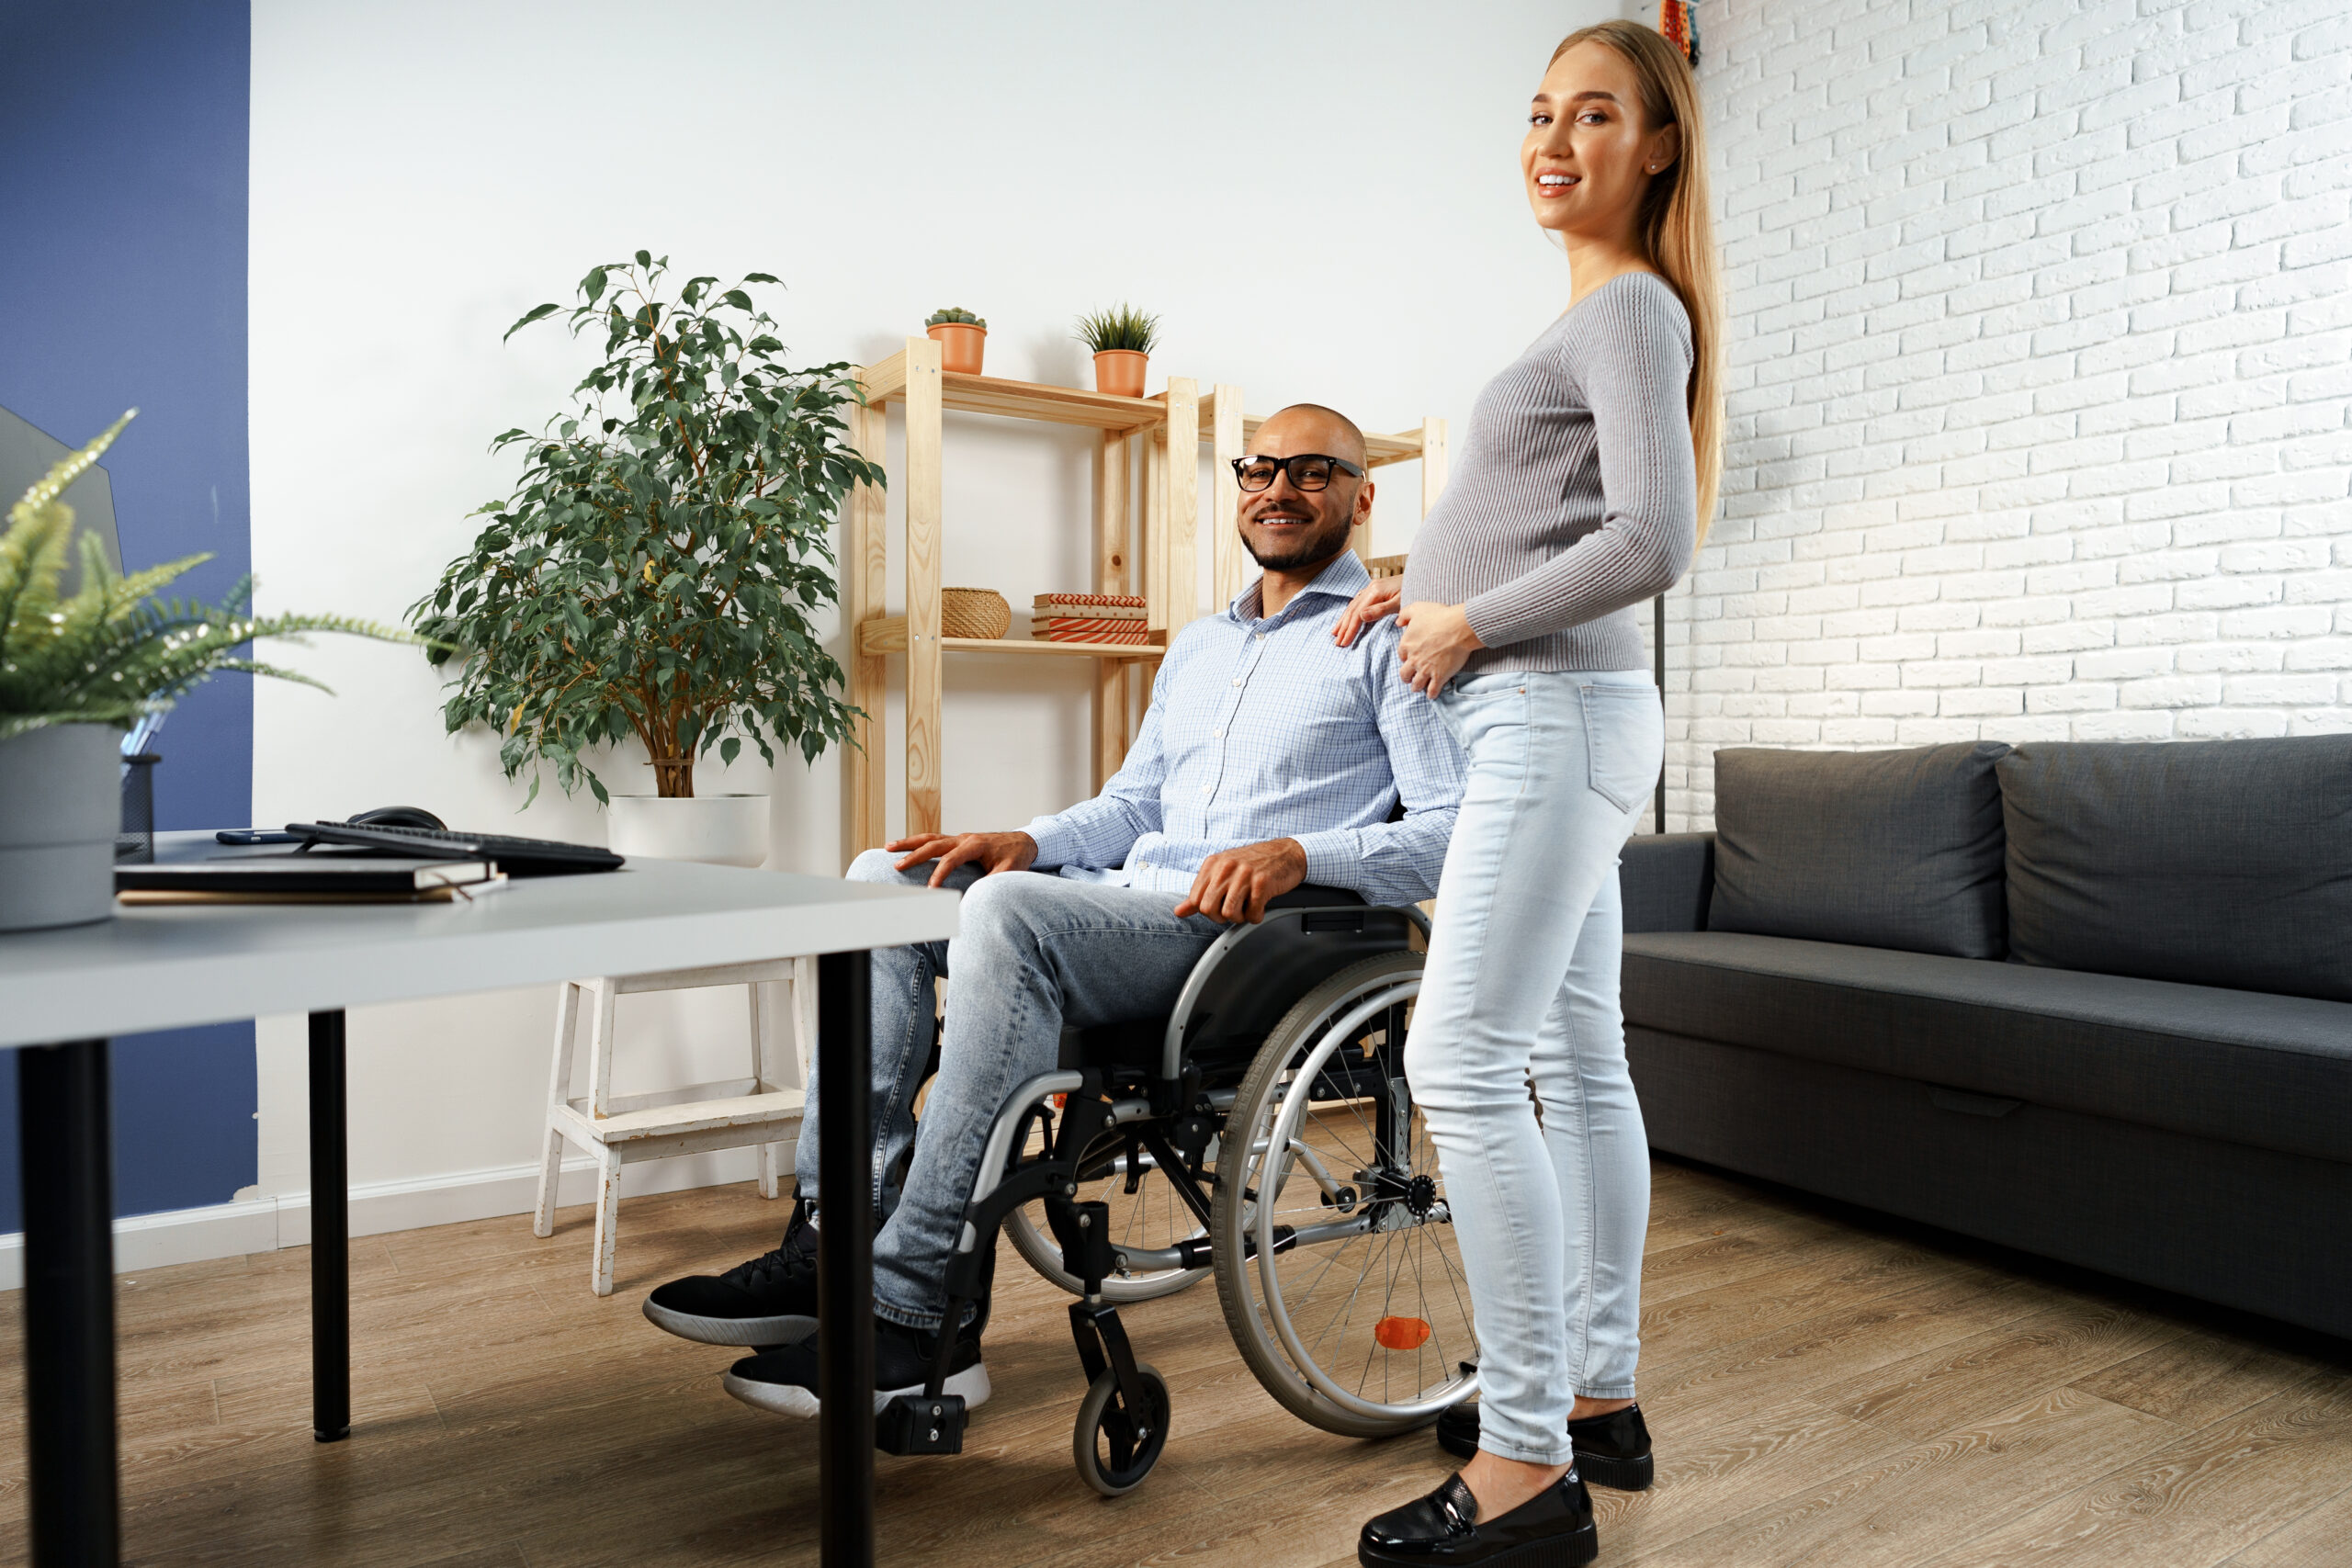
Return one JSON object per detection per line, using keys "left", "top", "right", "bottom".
{"left": 0, "top": 833, "right": 958, "bottom": 1568}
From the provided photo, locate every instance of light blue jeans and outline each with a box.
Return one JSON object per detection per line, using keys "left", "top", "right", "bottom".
{"left": 1405, "top": 669, "right": 1662, "bottom": 1466}
{"left": 797, "top": 852, "right": 1228, "bottom": 1331}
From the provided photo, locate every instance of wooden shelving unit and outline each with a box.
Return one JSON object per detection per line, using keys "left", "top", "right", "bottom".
{"left": 839, "top": 333, "right": 1450, "bottom": 866}
{"left": 842, "top": 336, "right": 1197, "bottom": 858}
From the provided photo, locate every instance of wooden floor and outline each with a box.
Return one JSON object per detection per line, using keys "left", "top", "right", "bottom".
{"left": 2, "top": 1159, "right": 2347, "bottom": 1567}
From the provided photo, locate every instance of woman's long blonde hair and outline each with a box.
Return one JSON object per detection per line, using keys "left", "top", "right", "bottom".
{"left": 1551, "top": 21, "right": 1724, "bottom": 542}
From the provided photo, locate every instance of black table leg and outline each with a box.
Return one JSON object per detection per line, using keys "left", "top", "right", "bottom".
{"left": 19, "top": 1039, "right": 119, "bottom": 1568}
{"left": 815, "top": 950, "right": 874, "bottom": 1568}
{"left": 308, "top": 1010, "right": 349, "bottom": 1442}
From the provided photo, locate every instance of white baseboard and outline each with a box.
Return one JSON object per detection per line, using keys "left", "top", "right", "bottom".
{"left": 0, "top": 1138, "right": 793, "bottom": 1292}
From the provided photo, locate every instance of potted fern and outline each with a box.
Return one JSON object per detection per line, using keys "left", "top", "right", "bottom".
{"left": 1077, "top": 304, "right": 1160, "bottom": 399}
{"left": 924, "top": 307, "right": 987, "bottom": 376}
{"left": 0, "top": 413, "right": 411, "bottom": 931}
{"left": 410, "top": 254, "right": 878, "bottom": 867}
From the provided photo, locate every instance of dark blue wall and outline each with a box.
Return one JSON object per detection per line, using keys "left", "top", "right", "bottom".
{"left": 0, "top": 0, "right": 258, "bottom": 1224}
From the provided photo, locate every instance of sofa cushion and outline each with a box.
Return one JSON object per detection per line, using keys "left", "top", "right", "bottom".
{"left": 1623, "top": 931, "right": 2352, "bottom": 1165}
{"left": 1998, "top": 737, "right": 2352, "bottom": 1003}
{"left": 1706, "top": 742, "right": 2009, "bottom": 959}
{"left": 1622, "top": 832, "right": 1714, "bottom": 934}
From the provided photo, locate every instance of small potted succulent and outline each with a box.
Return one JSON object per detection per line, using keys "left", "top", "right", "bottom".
{"left": 0, "top": 412, "right": 411, "bottom": 931}
{"left": 1076, "top": 304, "right": 1159, "bottom": 399}
{"left": 924, "top": 307, "right": 987, "bottom": 376}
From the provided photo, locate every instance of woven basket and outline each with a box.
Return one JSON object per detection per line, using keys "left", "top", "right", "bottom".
{"left": 942, "top": 587, "right": 1012, "bottom": 640}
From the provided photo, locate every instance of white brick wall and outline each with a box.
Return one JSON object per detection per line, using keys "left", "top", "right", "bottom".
{"left": 1666, "top": 0, "right": 2352, "bottom": 829}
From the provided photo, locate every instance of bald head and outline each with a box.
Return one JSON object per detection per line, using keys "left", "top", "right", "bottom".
{"left": 1256, "top": 403, "right": 1368, "bottom": 468}
{"left": 1233, "top": 403, "right": 1375, "bottom": 608}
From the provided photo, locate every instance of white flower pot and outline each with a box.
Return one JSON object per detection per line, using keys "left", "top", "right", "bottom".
{"left": 0, "top": 723, "right": 122, "bottom": 931}
{"left": 605, "top": 793, "right": 771, "bottom": 869}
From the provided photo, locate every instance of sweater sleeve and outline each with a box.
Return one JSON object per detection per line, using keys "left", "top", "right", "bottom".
{"left": 1461, "top": 279, "right": 1699, "bottom": 651}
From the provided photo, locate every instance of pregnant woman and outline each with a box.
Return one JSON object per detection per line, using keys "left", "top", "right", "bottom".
{"left": 1342, "top": 22, "right": 1722, "bottom": 1568}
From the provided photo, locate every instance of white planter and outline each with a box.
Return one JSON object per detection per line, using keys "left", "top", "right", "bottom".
{"left": 0, "top": 723, "right": 122, "bottom": 931}
{"left": 605, "top": 793, "right": 771, "bottom": 869}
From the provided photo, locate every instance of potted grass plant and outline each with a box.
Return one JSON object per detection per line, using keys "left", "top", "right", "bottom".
{"left": 924, "top": 307, "right": 987, "bottom": 376}
{"left": 410, "top": 253, "right": 879, "bottom": 868}
{"left": 0, "top": 412, "right": 411, "bottom": 931}
{"left": 1077, "top": 304, "right": 1160, "bottom": 399}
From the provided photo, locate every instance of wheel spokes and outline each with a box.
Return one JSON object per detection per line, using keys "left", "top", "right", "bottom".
{"left": 1238, "top": 982, "right": 1476, "bottom": 1422}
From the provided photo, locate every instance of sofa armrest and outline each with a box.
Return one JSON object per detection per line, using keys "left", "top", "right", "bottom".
{"left": 1622, "top": 832, "right": 1715, "bottom": 933}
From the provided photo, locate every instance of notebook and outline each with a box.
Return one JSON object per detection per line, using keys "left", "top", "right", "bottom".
{"left": 116, "top": 854, "right": 499, "bottom": 904}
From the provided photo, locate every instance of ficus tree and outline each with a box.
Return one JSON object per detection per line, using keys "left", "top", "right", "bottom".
{"left": 412, "top": 254, "right": 879, "bottom": 803}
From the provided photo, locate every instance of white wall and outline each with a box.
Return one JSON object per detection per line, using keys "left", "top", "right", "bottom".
{"left": 243, "top": 2, "right": 1617, "bottom": 1214}
{"left": 1671, "top": 0, "right": 2352, "bottom": 827}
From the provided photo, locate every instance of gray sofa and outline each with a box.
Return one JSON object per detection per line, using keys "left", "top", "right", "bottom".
{"left": 1619, "top": 735, "right": 2352, "bottom": 1340}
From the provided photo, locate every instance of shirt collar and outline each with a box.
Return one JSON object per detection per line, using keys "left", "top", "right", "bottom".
{"left": 1227, "top": 550, "right": 1373, "bottom": 626}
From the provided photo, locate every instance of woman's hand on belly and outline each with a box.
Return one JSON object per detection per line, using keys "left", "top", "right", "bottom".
{"left": 1331, "top": 578, "right": 1404, "bottom": 647}
{"left": 1397, "top": 601, "right": 1487, "bottom": 697}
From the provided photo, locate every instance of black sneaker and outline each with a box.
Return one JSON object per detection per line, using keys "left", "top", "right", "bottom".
{"left": 641, "top": 1194, "right": 820, "bottom": 1347}
{"left": 721, "top": 1315, "right": 991, "bottom": 1418}
{"left": 1434, "top": 1399, "right": 1654, "bottom": 1492}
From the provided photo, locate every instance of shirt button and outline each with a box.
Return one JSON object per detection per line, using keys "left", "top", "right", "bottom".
{"left": 1213, "top": 728, "right": 1223, "bottom": 739}
{"left": 1230, "top": 678, "right": 1242, "bottom": 687}
{"left": 1255, "top": 632, "right": 1266, "bottom": 640}
{"left": 1136, "top": 858, "right": 1148, "bottom": 870}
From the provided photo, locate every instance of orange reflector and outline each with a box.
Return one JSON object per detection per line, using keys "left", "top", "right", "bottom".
{"left": 1374, "top": 1315, "right": 1431, "bottom": 1351}
{"left": 1051, "top": 1093, "right": 1066, "bottom": 1110}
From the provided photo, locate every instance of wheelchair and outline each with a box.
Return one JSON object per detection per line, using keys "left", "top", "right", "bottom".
{"left": 876, "top": 887, "right": 1478, "bottom": 1496}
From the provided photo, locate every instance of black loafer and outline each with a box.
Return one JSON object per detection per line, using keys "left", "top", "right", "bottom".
{"left": 1359, "top": 1470, "right": 1598, "bottom": 1567}
{"left": 1434, "top": 1400, "right": 1654, "bottom": 1492}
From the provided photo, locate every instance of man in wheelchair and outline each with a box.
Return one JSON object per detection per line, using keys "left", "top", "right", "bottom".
{"left": 644, "top": 404, "right": 1465, "bottom": 1441}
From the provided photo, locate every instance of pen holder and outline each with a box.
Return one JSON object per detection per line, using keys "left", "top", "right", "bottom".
{"left": 117, "top": 752, "right": 158, "bottom": 864}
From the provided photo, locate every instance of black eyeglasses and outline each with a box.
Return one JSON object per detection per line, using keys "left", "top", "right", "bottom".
{"left": 1231, "top": 453, "right": 1368, "bottom": 492}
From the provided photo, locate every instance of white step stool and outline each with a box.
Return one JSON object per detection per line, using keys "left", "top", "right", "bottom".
{"left": 532, "top": 955, "right": 817, "bottom": 1295}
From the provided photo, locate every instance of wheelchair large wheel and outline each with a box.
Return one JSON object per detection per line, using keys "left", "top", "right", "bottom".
{"left": 1006, "top": 1111, "right": 1211, "bottom": 1303}
{"left": 1210, "top": 950, "right": 1478, "bottom": 1439}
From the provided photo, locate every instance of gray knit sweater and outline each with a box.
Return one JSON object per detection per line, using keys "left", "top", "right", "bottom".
{"left": 1403, "top": 271, "right": 1697, "bottom": 675}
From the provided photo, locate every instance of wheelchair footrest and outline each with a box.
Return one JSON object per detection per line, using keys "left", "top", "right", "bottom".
{"left": 876, "top": 1393, "right": 966, "bottom": 1455}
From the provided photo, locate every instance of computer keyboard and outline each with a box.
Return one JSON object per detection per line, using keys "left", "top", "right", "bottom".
{"left": 286, "top": 821, "right": 625, "bottom": 875}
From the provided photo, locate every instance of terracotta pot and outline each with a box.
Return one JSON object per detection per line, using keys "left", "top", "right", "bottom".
{"left": 926, "top": 321, "right": 986, "bottom": 376}
{"left": 1092, "top": 350, "right": 1148, "bottom": 399}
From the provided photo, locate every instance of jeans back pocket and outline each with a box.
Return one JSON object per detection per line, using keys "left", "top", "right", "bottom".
{"left": 1580, "top": 683, "right": 1664, "bottom": 812}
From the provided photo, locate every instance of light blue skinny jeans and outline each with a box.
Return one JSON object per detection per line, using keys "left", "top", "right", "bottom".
{"left": 797, "top": 852, "right": 1228, "bottom": 1332}
{"left": 1405, "top": 669, "right": 1662, "bottom": 1466}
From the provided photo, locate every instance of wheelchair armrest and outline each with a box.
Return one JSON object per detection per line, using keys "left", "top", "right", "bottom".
{"left": 1267, "top": 883, "right": 1365, "bottom": 909}
{"left": 1159, "top": 898, "right": 1425, "bottom": 1083}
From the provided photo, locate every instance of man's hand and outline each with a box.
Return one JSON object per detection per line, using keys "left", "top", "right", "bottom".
{"left": 1397, "top": 600, "right": 1487, "bottom": 698}
{"left": 887, "top": 830, "right": 1038, "bottom": 888}
{"left": 1174, "top": 838, "right": 1308, "bottom": 924}
{"left": 1331, "top": 578, "right": 1403, "bottom": 648}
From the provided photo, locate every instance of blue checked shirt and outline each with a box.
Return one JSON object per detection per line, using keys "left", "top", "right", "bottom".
{"left": 1023, "top": 552, "right": 1465, "bottom": 906}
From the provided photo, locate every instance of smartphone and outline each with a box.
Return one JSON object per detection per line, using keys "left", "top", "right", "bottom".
{"left": 215, "top": 829, "right": 305, "bottom": 845}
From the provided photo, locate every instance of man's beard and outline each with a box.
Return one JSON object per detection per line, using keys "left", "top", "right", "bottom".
{"left": 1239, "top": 513, "right": 1353, "bottom": 572}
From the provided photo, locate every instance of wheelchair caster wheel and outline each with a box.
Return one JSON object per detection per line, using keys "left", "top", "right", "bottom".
{"left": 1071, "top": 1361, "right": 1170, "bottom": 1497}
